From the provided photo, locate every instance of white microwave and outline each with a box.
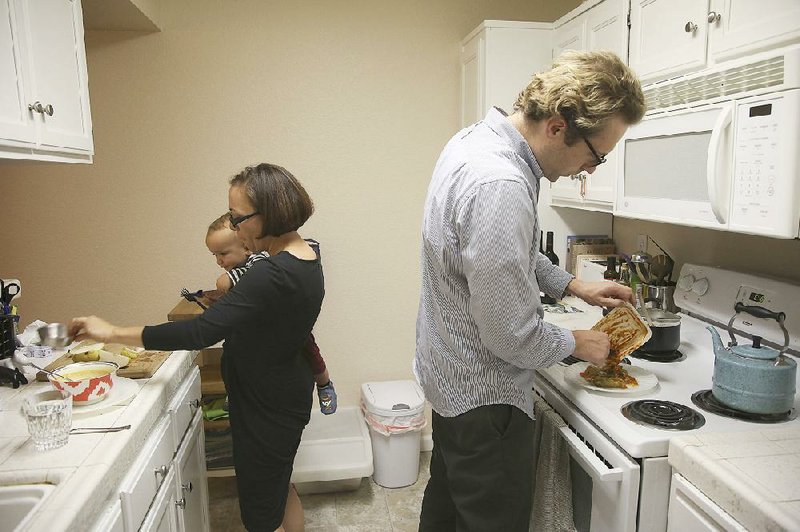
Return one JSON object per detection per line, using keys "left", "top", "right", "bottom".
{"left": 616, "top": 45, "right": 800, "bottom": 239}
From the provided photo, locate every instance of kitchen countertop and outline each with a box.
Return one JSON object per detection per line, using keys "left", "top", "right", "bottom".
{"left": 669, "top": 428, "right": 800, "bottom": 531}
{"left": 0, "top": 349, "right": 198, "bottom": 531}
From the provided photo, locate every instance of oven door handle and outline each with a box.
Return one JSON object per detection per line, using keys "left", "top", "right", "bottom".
{"left": 557, "top": 425, "right": 623, "bottom": 483}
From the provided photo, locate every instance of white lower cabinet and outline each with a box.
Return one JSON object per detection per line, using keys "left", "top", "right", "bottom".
{"left": 667, "top": 473, "right": 746, "bottom": 531}
{"left": 174, "top": 414, "right": 210, "bottom": 532}
{"left": 92, "top": 367, "right": 208, "bottom": 532}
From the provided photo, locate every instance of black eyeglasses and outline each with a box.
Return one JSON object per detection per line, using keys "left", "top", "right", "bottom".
{"left": 228, "top": 211, "right": 258, "bottom": 229}
{"left": 582, "top": 136, "right": 607, "bottom": 167}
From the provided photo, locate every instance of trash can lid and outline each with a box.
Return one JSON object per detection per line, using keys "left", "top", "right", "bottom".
{"left": 361, "top": 380, "right": 426, "bottom": 417}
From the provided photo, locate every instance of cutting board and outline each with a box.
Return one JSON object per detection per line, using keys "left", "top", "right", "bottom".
{"left": 36, "top": 350, "right": 172, "bottom": 381}
{"left": 167, "top": 290, "right": 218, "bottom": 321}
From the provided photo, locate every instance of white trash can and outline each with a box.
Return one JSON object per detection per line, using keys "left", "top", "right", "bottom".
{"left": 361, "top": 380, "right": 426, "bottom": 488}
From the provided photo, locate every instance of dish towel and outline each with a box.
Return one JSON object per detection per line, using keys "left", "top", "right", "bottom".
{"left": 530, "top": 399, "right": 576, "bottom": 532}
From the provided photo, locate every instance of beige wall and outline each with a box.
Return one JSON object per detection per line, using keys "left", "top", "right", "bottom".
{"left": 0, "top": 0, "right": 579, "bottom": 408}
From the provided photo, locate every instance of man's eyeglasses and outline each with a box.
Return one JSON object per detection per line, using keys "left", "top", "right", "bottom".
{"left": 581, "top": 135, "right": 607, "bottom": 167}
{"left": 228, "top": 211, "right": 258, "bottom": 229}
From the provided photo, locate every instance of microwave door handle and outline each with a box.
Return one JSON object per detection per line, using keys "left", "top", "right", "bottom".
{"left": 557, "top": 425, "right": 623, "bottom": 483}
{"left": 706, "top": 105, "right": 733, "bottom": 224}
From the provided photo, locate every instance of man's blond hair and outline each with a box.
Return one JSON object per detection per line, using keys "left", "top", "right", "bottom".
{"left": 514, "top": 50, "right": 645, "bottom": 144}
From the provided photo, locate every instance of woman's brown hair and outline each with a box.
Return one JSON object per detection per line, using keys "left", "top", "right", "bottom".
{"left": 229, "top": 163, "right": 314, "bottom": 237}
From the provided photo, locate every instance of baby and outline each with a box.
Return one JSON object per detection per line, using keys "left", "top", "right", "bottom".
{"left": 206, "top": 213, "right": 337, "bottom": 414}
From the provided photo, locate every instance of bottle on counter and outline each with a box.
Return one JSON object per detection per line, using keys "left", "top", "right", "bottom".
{"left": 544, "top": 231, "right": 559, "bottom": 266}
{"left": 603, "top": 256, "right": 619, "bottom": 281}
{"left": 542, "top": 231, "right": 559, "bottom": 304}
{"left": 539, "top": 230, "right": 544, "bottom": 255}
{"left": 619, "top": 262, "right": 631, "bottom": 286}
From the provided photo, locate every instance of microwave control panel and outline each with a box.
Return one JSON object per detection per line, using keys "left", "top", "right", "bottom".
{"left": 729, "top": 90, "right": 800, "bottom": 238}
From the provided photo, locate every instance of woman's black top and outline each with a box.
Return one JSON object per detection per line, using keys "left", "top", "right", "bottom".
{"left": 142, "top": 250, "right": 325, "bottom": 433}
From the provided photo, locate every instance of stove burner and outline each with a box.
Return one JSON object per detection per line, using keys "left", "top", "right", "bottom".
{"left": 621, "top": 400, "right": 706, "bottom": 431}
{"left": 630, "top": 349, "right": 684, "bottom": 362}
{"left": 691, "top": 390, "right": 798, "bottom": 423}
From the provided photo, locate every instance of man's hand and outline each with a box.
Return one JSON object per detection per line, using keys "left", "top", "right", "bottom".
{"left": 572, "top": 330, "right": 611, "bottom": 367}
{"left": 566, "top": 279, "right": 634, "bottom": 308}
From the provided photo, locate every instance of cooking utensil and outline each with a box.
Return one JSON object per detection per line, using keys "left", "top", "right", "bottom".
{"left": 37, "top": 323, "right": 74, "bottom": 348}
{"left": 649, "top": 255, "right": 673, "bottom": 285}
{"left": 1, "top": 282, "right": 19, "bottom": 305}
{"left": 636, "top": 284, "right": 654, "bottom": 326}
{"left": 180, "top": 288, "right": 207, "bottom": 310}
{"left": 630, "top": 250, "right": 651, "bottom": 284}
{"left": 643, "top": 283, "right": 678, "bottom": 313}
{"left": 70, "top": 424, "right": 130, "bottom": 434}
{"left": 708, "top": 303, "right": 797, "bottom": 414}
{"left": 29, "top": 362, "right": 67, "bottom": 380}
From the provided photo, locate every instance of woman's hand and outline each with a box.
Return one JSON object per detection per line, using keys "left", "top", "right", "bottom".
{"left": 566, "top": 279, "right": 634, "bottom": 308}
{"left": 69, "top": 317, "right": 144, "bottom": 346}
{"left": 69, "top": 316, "right": 116, "bottom": 343}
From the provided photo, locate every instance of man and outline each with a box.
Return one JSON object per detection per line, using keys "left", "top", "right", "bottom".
{"left": 415, "top": 50, "right": 646, "bottom": 531}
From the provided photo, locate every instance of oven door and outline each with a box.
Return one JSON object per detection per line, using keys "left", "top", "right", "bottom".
{"left": 534, "top": 376, "right": 640, "bottom": 532}
{"left": 615, "top": 102, "right": 734, "bottom": 230}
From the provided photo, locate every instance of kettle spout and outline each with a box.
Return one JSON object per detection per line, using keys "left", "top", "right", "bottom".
{"left": 706, "top": 325, "right": 726, "bottom": 355}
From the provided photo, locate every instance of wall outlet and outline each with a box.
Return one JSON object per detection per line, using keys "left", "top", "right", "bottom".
{"left": 1, "top": 278, "right": 21, "bottom": 300}
{"left": 636, "top": 234, "right": 648, "bottom": 252}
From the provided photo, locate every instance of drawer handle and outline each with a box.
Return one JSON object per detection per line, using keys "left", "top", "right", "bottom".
{"left": 175, "top": 498, "right": 186, "bottom": 509}
{"left": 182, "top": 482, "right": 193, "bottom": 494}
{"left": 154, "top": 464, "right": 168, "bottom": 478}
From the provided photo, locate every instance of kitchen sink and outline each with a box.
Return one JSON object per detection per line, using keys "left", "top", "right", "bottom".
{"left": 0, "top": 484, "right": 55, "bottom": 532}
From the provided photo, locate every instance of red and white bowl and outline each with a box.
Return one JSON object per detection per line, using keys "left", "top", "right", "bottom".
{"left": 48, "top": 361, "right": 118, "bottom": 404}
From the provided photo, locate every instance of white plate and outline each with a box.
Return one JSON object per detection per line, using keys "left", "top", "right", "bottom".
{"left": 564, "top": 361, "right": 658, "bottom": 394}
{"left": 71, "top": 376, "right": 139, "bottom": 417}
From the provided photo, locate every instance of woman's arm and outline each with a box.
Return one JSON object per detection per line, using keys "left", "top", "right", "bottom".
{"left": 69, "top": 316, "right": 144, "bottom": 346}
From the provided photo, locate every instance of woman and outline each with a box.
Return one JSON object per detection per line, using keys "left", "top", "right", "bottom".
{"left": 70, "top": 163, "right": 324, "bottom": 532}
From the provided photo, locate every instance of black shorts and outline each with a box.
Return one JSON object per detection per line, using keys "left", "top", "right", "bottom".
{"left": 419, "top": 405, "right": 535, "bottom": 532}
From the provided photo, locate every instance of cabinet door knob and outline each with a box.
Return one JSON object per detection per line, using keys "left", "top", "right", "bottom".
{"left": 43, "top": 104, "right": 54, "bottom": 116}
{"left": 28, "top": 101, "right": 44, "bottom": 114}
{"left": 154, "top": 464, "right": 168, "bottom": 478}
{"left": 175, "top": 498, "right": 186, "bottom": 509}
{"left": 189, "top": 398, "right": 201, "bottom": 409}
{"left": 707, "top": 11, "right": 721, "bottom": 24}
{"left": 182, "top": 482, "right": 193, "bottom": 493}
{"left": 684, "top": 21, "right": 698, "bottom": 33}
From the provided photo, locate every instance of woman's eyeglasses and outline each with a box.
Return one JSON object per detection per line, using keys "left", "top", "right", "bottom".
{"left": 228, "top": 211, "right": 258, "bottom": 229}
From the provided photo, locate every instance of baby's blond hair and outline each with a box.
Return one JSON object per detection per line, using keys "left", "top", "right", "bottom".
{"left": 207, "top": 212, "right": 231, "bottom": 237}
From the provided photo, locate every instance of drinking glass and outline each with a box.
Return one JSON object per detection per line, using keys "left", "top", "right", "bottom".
{"left": 21, "top": 391, "right": 72, "bottom": 451}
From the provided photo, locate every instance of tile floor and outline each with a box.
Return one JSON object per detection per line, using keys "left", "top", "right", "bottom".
{"left": 208, "top": 452, "right": 431, "bottom": 531}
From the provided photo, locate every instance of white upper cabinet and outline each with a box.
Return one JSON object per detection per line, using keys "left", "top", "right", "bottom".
{"left": 550, "top": 0, "right": 630, "bottom": 212}
{"left": 461, "top": 21, "right": 553, "bottom": 128}
{"left": 629, "top": 0, "right": 709, "bottom": 84}
{"left": 631, "top": 0, "right": 800, "bottom": 84}
{"left": 708, "top": 0, "right": 800, "bottom": 62}
{"left": 0, "top": 0, "right": 35, "bottom": 145}
{"left": 1, "top": 0, "right": 93, "bottom": 162}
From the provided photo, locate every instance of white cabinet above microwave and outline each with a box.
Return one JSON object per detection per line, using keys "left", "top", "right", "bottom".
{"left": 630, "top": 0, "right": 800, "bottom": 84}
{"left": 616, "top": 45, "right": 800, "bottom": 239}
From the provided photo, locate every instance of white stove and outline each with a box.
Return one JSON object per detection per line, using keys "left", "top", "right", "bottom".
{"left": 533, "top": 263, "right": 800, "bottom": 532}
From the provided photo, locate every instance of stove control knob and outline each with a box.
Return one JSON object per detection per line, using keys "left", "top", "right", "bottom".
{"left": 692, "top": 277, "right": 710, "bottom": 296}
{"left": 677, "top": 274, "right": 695, "bottom": 291}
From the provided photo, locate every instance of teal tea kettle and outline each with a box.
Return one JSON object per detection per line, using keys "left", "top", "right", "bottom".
{"left": 708, "top": 302, "right": 797, "bottom": 415}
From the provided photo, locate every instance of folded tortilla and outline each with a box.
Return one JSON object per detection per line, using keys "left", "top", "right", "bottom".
{"left": 591, "top": 302, "right": 652, "bottom": 365}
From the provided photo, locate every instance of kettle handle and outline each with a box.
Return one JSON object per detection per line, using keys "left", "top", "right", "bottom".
{"left": 728, "top": 302, "right": 790, "bottom": 354}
